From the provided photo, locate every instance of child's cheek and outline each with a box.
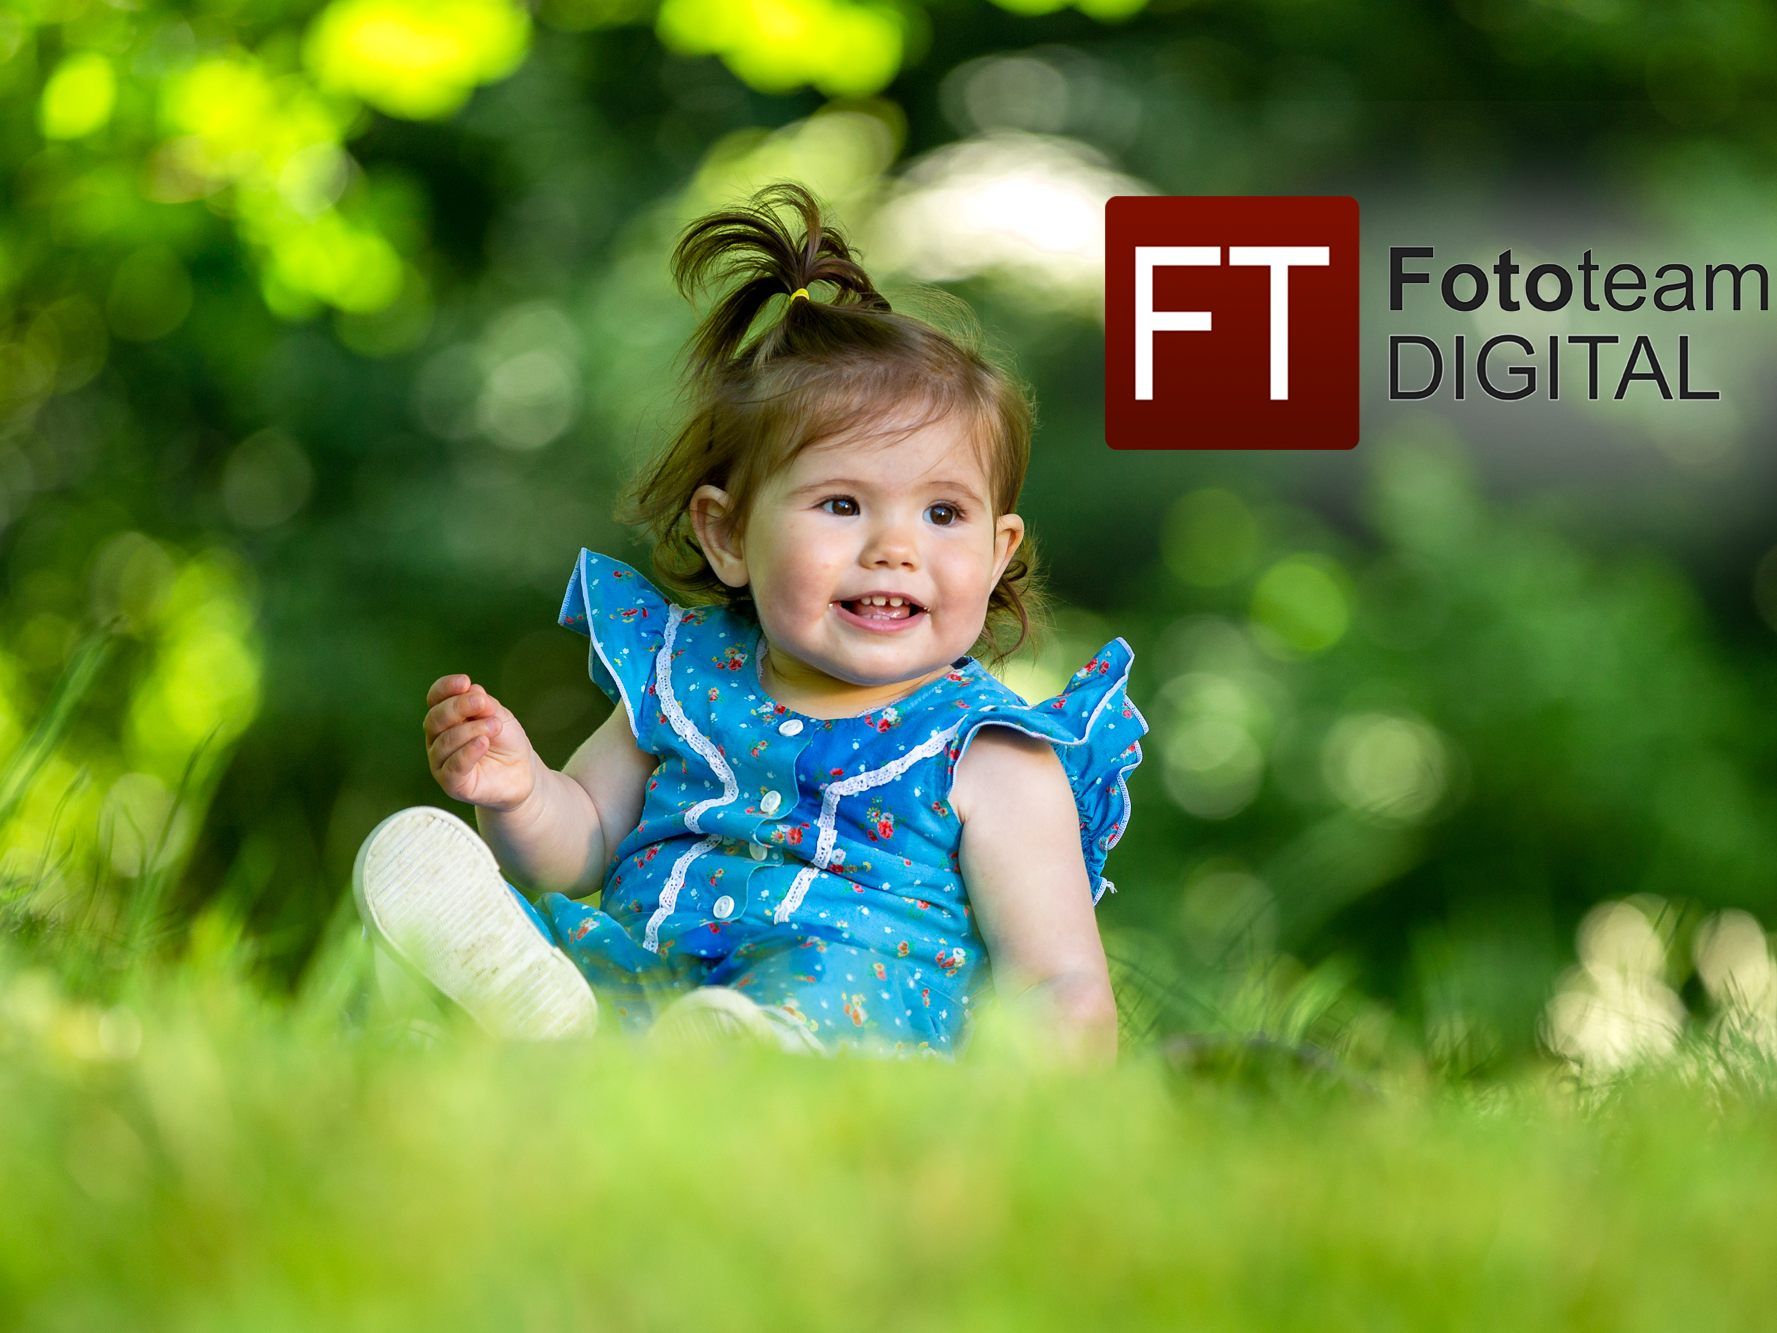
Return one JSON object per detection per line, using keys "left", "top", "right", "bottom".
{"left": 774, "top": 538, "right": 846, "bottom": 606}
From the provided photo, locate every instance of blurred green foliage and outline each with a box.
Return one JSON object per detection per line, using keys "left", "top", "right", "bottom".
{"left": 4, "top": 0, "right": 1777, "bottom": 1081}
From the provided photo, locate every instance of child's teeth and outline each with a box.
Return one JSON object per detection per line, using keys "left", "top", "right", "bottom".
{"left": 848, "top": 595, "right": 914, "bottom": 619}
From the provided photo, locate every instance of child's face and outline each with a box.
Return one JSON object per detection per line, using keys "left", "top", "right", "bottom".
{"left": 693, "top": 411, "right": 1024, "bottom": 695}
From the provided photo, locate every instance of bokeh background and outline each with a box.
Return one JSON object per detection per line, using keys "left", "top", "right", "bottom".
{"left": 5, "top": 0, "right": 1777, "bottom": 1079}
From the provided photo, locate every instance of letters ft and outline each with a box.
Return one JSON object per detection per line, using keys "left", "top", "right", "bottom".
{"left": 1134, "top": 246, "right": 1330, "bottom": 401}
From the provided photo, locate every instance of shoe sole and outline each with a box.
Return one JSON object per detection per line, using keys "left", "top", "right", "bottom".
{"left": 352, "top": 806, "right": 598, "bottom": 1041}
{"left": 651, "top": 986, "right": 826, "bottom": 1055}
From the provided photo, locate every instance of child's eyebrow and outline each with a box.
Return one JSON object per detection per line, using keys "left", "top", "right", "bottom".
{"left": 789, "top": 477, "right": 986, "bottom": 505}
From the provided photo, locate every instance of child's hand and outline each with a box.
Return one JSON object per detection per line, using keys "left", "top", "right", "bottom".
{"left": 424, "top": 675, "right": 539, "bottom": 813}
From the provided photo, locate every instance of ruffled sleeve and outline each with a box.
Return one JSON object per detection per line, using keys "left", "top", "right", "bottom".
{"left": 949, "top": 639, "right": 1148, "bottom": 905}
{"left": 557, "top": 549, "right": 671, "bottom": 749}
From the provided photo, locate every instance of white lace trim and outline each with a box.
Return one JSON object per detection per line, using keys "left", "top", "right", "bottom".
{"left": 772, "top": 723, "right": 961, "bottom": 925}
{"left": 655, "top": 607, "right": 740, "bottom": 832}
{"left": 644, "top": 834, "right": 723, "bottom": 953}
{"left": 642, "top": 606, "right": 740, "bottom": 953}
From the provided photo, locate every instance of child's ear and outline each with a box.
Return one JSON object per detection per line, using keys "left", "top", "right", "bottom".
{"left": 691, "top": 484, "right": 749, "bottom": 590}
{"left": 990, "top": 512, "right": 1026, "bottom": 584}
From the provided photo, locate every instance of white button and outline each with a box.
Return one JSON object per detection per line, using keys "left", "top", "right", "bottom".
{"left": 750, "top": 841, "right": 769, "bottom": 861}
{"left": 778, "top": 718, "right": 804, "bottom": 736}
{"left": 760, "top": 790, "right": 782, "bottom": 814}
{"left": 712, "top": 895, "right": 736, "bottom": 920}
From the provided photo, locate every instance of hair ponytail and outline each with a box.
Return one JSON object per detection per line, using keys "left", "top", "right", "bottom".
{"left": 669, "top": 183, "right": 892, "bottom": 387}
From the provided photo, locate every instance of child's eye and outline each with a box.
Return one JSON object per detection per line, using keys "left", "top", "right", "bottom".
{"left": 816, "top": 496, "right": 966, "bottom": 524}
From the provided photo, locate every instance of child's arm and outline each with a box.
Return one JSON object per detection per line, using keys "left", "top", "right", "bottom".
{"left": 954, "top": 729, "right": 1120, "bottom": 1067}
{"left": 426, "top": 674, "right": 654, "bottom": 895}
{"left": 479, "top": 705, "right": 656, "bottom": 895}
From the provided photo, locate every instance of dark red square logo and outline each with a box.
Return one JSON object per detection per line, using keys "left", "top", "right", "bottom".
{"left": 1105, "top": 196, "right": 1360, "bottom": 450}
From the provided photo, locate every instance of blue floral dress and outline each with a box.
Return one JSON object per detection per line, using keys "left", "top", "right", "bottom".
{"left": 511, "top": 549, "right": 1148, "bottom": 1059}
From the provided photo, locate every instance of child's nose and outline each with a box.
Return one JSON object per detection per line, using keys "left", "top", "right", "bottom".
{"left": 862, "top": 518, "right": 920, "bottom": 567}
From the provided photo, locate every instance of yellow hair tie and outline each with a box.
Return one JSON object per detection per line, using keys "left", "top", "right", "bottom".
{"left": 790, "top": 287, "right": 810, "bottom": 302}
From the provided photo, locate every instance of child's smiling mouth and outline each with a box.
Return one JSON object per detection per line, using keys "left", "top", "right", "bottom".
{"left": 834, "top": 595, "right": 927, "bottom": 633}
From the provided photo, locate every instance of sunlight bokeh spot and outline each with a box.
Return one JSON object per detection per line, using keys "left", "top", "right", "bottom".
{"left": 989, "top": 0, "right": 1147, "bottom": 16}
{"left": 1320, "top": 712, "right": 1448, "bottom": 825}
{"left": 463, "top": 303, "right": 583, "bottom": 451}
{"left": 123, "top": 554, "right": 262, "bottom": 775}
{"left": 1157, "top": 672, "right": 1269, "bottom": 820}
{"left": 1542, "top": 976, "right": 1685, "bottom": 1076}
{"left": 478, "top": 349, "right": 580, "bottom": 450}
{"left": 163, "top": 56, "right": 351, "bottom": 180}
{"left": 1250, "top": 553, "right": 1351, "bottom": 657}
{"left": 686, "top": 105, "right": 902, "bottom": 218}
{"left": 1693, "top": 909, "right": 1774, "bottom": 1008}
{"left": 304, "top": 0, "right": 532, "bottom": 119}
{"left": 262, "top": 211, "right": 404, "bottom": 313}
{"left": 1160, "top": 717, "right": 1263, "bottom": 820}
{"left": 657, "top": 0, "right": 904, "bottom": 97}
{"left": 1579, "top": 899, "right": 1668, "bottom": 980}
{"left": 863, "top": 132, "right": 1150, "bottom": 318}
{"left": 1074, "top": 0, "right": 1149, "bottom": 16}
{"left": 40, "top": 52, "right": 116, "bottom": 140}
{"left": 275, "top": 142, "right": 353, "bottom": 218}
{"left": 159, "top": 54, "right": 409, "bottom": 317}
{"left": 1694, "top": 909, "right": 1777, "bottom": 1059}
{"left": 947, "top": 56, "right": 1072, "bottom": 135}
{"left": 1543, "top": 899, "right": 1686, "bottom": 1078}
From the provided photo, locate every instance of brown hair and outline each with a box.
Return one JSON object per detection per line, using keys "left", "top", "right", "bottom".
{"left": 614, "top": 181, "right": 1050, "bottom": 668}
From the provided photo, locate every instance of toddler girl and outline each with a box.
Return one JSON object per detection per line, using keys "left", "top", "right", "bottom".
{"left": 353, "top": 182, "right": 1147, "bottom": 1063}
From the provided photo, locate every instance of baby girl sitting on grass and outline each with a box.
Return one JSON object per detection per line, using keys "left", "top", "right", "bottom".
{"left": 353, "top": 181, "right": 1146, "bottom": 1064}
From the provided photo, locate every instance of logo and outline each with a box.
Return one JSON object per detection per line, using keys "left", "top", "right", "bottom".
{"left": 1105, "top": 196, "right": 1360, "bottom": 450}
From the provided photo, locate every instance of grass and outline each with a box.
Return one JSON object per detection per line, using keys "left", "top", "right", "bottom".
{"left": 5, "top": 914, "right": 1777, "bottom": 1330}
{"left": 7, "top": 633, "right": 1777, "bottom": 1329}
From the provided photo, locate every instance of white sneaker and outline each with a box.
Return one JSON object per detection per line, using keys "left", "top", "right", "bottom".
{"left": 352, "top": 806, "right": 598, "bottom": 1041}
{"left": 650, "top": 986, "right": 827, "bottom": 1055}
